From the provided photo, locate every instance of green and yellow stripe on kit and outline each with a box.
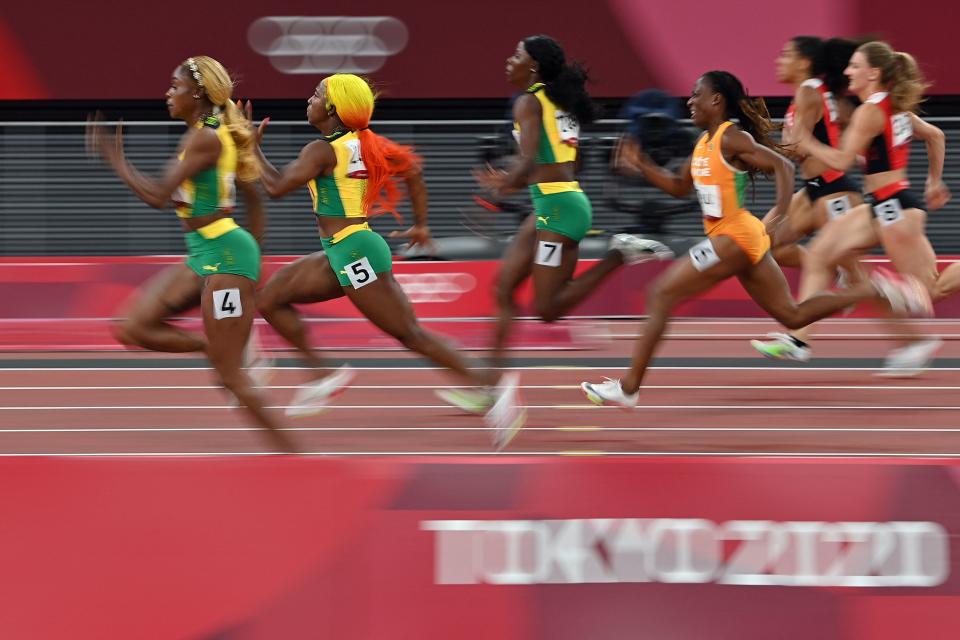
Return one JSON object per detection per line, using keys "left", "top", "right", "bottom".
{"left": 529, "top": 181, "right": 593, "bottom": 242}
{"left": 320, "top": 223, "right": 394, "bottom": 288}
{"left": 515, "top": 83, "right": 579, "bottom": 165}
{"left": 184, "top": 217, "right": 261, "bottom": 281}
{"left": 307, "top": 130, "right": 369, "bottom": 218}
{"left": 174, "top": 117, "right": 237, "bottom": 219}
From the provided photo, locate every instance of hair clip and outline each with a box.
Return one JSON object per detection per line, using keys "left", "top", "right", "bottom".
{"left": 186, "top": 57, "right": 204, "bottom": 89}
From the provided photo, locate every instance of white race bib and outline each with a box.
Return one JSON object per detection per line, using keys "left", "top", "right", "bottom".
{"left": 554, "top": 110, "right": 579, "bottom": 147}
{"left": 689, "top": 238, "right": 721, "bottom": 272}
{"left": 344, "top": 139, "right": 368, "bottom": 178}
{"left": 344, "top": 257, "right": 378, "bottom": 288}
{"left": 212, "top": 288, "right": 242, "bottom": 320}
{"left": 824, "top": 195, "right": 852, "bottom": 220}
{"left": 535, "top": 241, "right": 563, "bottom": 267}
{"left": 874, "top": 198, "right": 905, "bottom": 226}
{"left": 891, "top": 113, "right": 912, "bottom": 148}
{"left": 695, "top": 183, "right": 723, "bottom": 218}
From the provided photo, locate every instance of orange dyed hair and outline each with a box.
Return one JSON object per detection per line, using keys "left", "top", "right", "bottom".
{"left": 324, "top": 74, "right": 421, "bottom": 218}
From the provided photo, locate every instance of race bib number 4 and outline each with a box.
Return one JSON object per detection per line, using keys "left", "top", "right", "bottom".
{"left": 212, "top": 288, "right": 242, "bottom": 320}
{"left": 695, "top": 183, "right": 722, "bottom": 218}
{"left": 535, "top": 241, "right": 563, "bottom": 267}
{"left": 689, "top": 238, "right": 721, "bottom": 272}
{"left": 345, "top": 257, "right": 378, "bottom": 289}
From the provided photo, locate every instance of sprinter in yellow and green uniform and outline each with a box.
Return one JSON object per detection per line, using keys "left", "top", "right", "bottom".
{"left": 87, "top": 56, "right": 295, "bottom": 452}
{"left": 250, "top": 73, "right": 525, "bottom": 450}
{"left": 437, "top": 34, "right": 675, "bottom": 417}
{"left": 580, "top": 70, "right": 930, "bottom": 409}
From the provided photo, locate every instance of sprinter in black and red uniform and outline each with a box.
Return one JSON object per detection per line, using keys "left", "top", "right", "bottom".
{"left": 797, "top": 40, "right": 949, "bottom": 375}
{"left": 752, "top": 36, "right": 863, "bottom": 361}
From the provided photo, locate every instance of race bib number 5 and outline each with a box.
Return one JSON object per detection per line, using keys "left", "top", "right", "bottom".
{"left": 345, "top": 257, "right": 378, "bottom": 289}
{"left": 212, "top": 288, "right": 242, "bottom": 320}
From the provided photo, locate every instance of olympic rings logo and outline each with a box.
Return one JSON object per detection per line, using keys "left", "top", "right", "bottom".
{"left": 394, "top": 272, "right": 478, "bottom": 304}
{"left": 248, "top": 16, "right": 409, "bottom": 74}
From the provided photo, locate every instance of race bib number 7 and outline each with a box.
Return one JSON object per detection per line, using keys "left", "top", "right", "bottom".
{"left": 535, "top": 241, "right": 563, "bottom": 267}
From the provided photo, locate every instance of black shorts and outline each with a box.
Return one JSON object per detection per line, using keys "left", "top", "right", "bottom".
{"left": 803, "top": 174, "right": 859, "bottom": 202}
{"left": 867, "top": 189, "right": 925, "bottom": 225}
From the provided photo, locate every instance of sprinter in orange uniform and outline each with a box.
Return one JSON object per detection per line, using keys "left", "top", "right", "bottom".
{"left": 581, "top": 70, "right": 930, "bottom": 408}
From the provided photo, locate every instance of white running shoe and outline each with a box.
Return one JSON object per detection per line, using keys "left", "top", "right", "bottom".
{"left": 484, "top": 373, "right": 526, "bottom": 451}
{"left": 580, "top": 377, "right": 639, "bottom": 409}
{"left": 750, "top": 332, "right": 812, "bottom": 362}
{"left": 876, "top": 337, "right": 944, "bottom": 378}
{"left": 610, "top": 234, "right": 675, "bottom": 265}
{"left": 435, "top": 387, "right": 496, "bottom": 415}
{"left": 243, "top": 327, "right": 275, "bottom": 388}
{"left": 286, "top": 364, "right": 357, "bottom": 417}
{"left": 871, "top": 267, "right": 933, "bottom": 318}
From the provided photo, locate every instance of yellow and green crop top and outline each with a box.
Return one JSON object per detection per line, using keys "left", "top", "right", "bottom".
{"left": 307, "top": 130, "right": 368, "bottom": 218}
{"left": 173, "top": 116, "right": 237, "bottom": 219}
{"left": 691, "top": 121, "right": 750, "bottom": 220}
{"left": 513, "top": 83, "right": 579, "bottom": 164}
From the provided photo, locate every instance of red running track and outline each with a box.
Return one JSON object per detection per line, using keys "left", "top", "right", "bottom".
{"left": 1, "top": 318, "right": 959, "bottom": 457}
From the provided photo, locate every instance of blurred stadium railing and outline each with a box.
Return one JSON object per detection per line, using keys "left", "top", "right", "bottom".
{"left": 1, "top": 118, "right": 959, "bottom": 256}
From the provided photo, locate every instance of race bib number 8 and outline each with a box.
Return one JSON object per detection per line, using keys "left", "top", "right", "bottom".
{"left": 689, "top": 238, "right": 721, "bottom": 272}
{"left": 535, "top": 241, "right": 563, "bottom": 267}
{"left": 874, "top": 198, "right": 905, "bottom": 226}
{"left": 825, "top": 195, "right": 852, "bottom": 220}
{"left": 212, "top": 288, "right": 242, "bottom": 320}
{"left": 345, "top": 257, "right": 378, "bottom": 289}
{"left": 695, "top": 183, "right": 722, "bottom": 218}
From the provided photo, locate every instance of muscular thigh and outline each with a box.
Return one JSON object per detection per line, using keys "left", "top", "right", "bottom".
{"left": 119, "top": 263, "right": 203, "bottom": 323}
{"left": 879, "top": 209, "right": 937, "bottom": 289}
{"left": 653, "top": 235, "right": 751, "bottom": 304}
{"left": 806, "top": 204, "right": 878, "bottom": 264}
{"left": 201, "top": 273, "right": 256, "bottom": 366}
{"left": 531, "top": 229, "right": 579, "bottom": 299}
{"left": 259, "top": 252, "right": 344, "bottom": 305}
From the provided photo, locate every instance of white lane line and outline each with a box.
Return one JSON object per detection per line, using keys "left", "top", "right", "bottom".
{"left": 3, "top": 384, "right": 960, "bottom": 391}
{"left": 1, "top": 426, "right": 959, "bottom": 434}
{"left": 0, "top": 451, "right": 956, "bottom": 458}
{"left": 2, "top": 404, "right": 960, "bottom": 411}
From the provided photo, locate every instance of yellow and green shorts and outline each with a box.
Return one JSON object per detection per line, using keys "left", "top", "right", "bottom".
{"left": 529, "top": 181, "right": 593, "bottom": 242}
{"left": 320, "top": 222, "right": 394, "bottom": 288}
{"left": 184, "top": 217, "right": 260, "bottom": 281}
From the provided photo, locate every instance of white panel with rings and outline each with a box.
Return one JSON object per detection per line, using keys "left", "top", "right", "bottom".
{"left": 874, "top": 198, "right": 905, "bottom": 226}
{"left": 212, "top": 288, "right": 243, "bottom": 320}
{"left": 689, "top": 238, "right": 721, "bottom": 272}
{"left": 824, "top": 194, "right": 852, "bottom": 220}
{"left": 535, "top": 241, "right": 563, "bottom": 267}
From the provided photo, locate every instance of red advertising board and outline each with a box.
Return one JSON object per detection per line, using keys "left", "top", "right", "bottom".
{"left": 2, "top": 0, "right": 957, "bottom": 100}
{"left": 0, "top": 456, "right": 957, "bottom": 638}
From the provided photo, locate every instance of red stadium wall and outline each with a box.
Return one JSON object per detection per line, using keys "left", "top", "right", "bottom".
{"left": 2, "top": 1, "right": 957, "bottom": 99}
{"left": 0, "top": 456, "right": 958, "bottom": 638}
{"left": 1, "top": 256, "right": 958, "bottom": 351}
